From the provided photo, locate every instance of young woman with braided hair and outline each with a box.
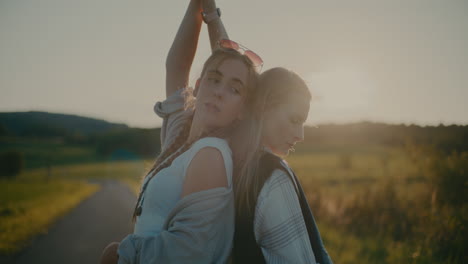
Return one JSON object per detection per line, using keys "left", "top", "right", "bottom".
{"left": 99, "top": 0, "right": 261, "bottom": 263}
{"left": 202, "top": 1, "right": 334, "bottom": 263}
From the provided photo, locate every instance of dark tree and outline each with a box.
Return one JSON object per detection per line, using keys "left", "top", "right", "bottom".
{"left": 0, "top": 151, "right": 24, "bottom": 178}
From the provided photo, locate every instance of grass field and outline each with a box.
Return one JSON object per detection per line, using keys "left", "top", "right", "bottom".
{"left": 0, "top": 159, "right": 147, "bottom": 254}
{"left": 288, "top": 145, "right": 424, "bottom": 210}
{"left": 0, "top": 177, "right": 99, "bottom": 254}
{"left": 1, "top": 144, "right": 464, "bottom": 263}
{"left": 286, "top": 146, "right": 423, "bottom": 263}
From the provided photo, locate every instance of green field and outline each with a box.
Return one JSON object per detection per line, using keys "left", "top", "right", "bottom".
{"left": 0, "top": 159, "right": 149, "bottom": 254}
{"left": 0, "top": 177, "right": 99, "bottom": 254}
{"left": 288, "top": 145, "right": 466, "bottom": 264}
{"left": 289, "top": 145, "right": 424, "bottom": 208}
{"left": 1, "top": 144, "right": 465, "bottom": 263}
{"left": 286, "top": 146, "right": 420, "bottom": 263}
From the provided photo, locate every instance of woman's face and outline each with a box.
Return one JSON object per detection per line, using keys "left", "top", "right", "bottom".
{"left": 262, "top": 93, "right": 310, "bottom": 156}
{"left": 194, "top": 58, "right": 249, "bottom": 131}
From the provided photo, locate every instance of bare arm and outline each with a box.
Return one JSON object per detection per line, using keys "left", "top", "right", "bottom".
{"left": 202, "top": 0, "right": 229, "bottom": 52}
{"left": 181, "top": 147, "right": 228, "bottom": 197}
{"left": 165, "top": 0, "right": 203, "bottom": 98}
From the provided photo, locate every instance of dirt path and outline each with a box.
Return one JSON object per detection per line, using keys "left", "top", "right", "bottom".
{"left": 3, "top": 180, "right": 136, "bottom": 264}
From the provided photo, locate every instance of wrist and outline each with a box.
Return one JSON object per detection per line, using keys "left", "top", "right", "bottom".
{"left": 202, "top": 0, "right": 216, "bottom": 12}
{"left": 201, "top": 8, "right": 221, "bottom": 24}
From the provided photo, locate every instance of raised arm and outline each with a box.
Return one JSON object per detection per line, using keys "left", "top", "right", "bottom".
{"left": 202, "top": 0, "right": 229, "bottom": 51}
{"left": 165, "top": 0, "right": 203, "bottom": 98}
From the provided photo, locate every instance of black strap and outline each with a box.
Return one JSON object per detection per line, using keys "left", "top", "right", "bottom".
{"left": 290, "top": 170, "right": 326, "bottom": 264}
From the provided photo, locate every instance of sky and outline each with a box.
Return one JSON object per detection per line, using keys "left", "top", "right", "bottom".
{"left": 1, "top": 0, "right": 467, "bottom": 128}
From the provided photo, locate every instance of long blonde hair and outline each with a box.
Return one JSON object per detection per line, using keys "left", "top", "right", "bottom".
{"left": 132, "top": 48, "right": 259, "bottom": 220}
{"left": 234, "top": 67, "right": 312, "bottom": 215}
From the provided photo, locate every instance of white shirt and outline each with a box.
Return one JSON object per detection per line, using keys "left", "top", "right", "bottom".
{"left": 133, "top": 137, "right": 233, "bottom": 237}
{"left": 254, "top": 165, "right": 317, "bottom": 263}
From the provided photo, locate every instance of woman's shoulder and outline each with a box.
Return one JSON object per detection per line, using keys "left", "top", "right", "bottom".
{"left": 261, "top": 168, "right": 294, "bottom": 194}
{"left": 190, "top": 137, "right": 232, "bottom": 155}
{"left": 192, "top": 136, "right": 229, "bottom": 146}
{"left": 254, "top": 167, "right": 305, "bottom": 246}
{"left": 183, "top": 137, "right": 233, "bottom": 186}
{"left": 256, "top": 162, "right": 300, "bottom": 210}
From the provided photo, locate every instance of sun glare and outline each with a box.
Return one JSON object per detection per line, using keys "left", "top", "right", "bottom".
{"left": 307, "top": 68, "right": 375, "bottom": 109}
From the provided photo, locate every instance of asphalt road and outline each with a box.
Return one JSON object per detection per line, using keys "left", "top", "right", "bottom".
{"left": 3, "top": 180, "right": 136, "bottom": 264}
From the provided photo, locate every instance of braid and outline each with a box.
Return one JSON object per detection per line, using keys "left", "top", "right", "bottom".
{"left": 132, "top": 114, "right": 193, "bottom": 221}
{"left": 151, "top": 116, "right": 193, "bottom": 172}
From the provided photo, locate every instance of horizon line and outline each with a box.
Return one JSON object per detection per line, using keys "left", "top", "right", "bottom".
{"left": 1, "top": 109, "right": 467, "bottom": 129}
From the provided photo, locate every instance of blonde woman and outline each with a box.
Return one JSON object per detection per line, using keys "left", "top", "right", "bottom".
{"left": 99, "top": 0, "right": 261, "bottom": 263}
{"left": 232, "top": 68, "right": 333, "bottom": 264}
{"left": 202, "top": 1, "right": 334, "bottom": 263}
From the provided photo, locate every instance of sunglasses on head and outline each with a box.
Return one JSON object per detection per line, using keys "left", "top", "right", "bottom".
{"left": 218, "top": 39, "right": 263, "bottom": 71}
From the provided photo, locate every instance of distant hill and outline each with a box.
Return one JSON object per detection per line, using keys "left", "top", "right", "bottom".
{"left": 0, "top": 111, "right": 161, "bottom": 168}
{"left": 1, "top": 111, "right": 466, "bottom": 167}
{"left": 0, "top": 111, "right": 129, "bottom": 137}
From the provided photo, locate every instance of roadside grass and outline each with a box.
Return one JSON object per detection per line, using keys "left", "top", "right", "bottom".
{"left": 120, "top": 177, "right": 141, "bottom": 196}
{"left": 22, "top": 159, "right": 149, "bottom": 182}
{"left": 0, "top": 159, "right": 151, "bottom": 255}
{"left": 47, "top": 160, "right": 149, "bottom": 196}
{"left": 1, "top": 144, "right": 452, "bottom": 262}
{"left": 0, "top": 178, "right": 99, "bottom": 255}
